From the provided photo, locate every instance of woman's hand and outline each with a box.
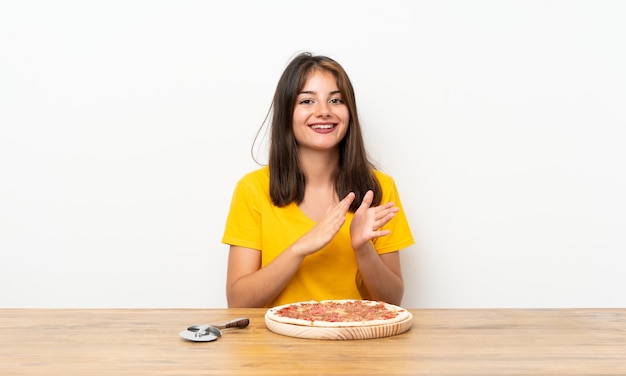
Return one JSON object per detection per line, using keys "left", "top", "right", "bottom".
{"left": 350, "top": 190, "right": 399, "bottom": 251}
{"left": 290, "top": 192, "right": 356, "bottom": 257}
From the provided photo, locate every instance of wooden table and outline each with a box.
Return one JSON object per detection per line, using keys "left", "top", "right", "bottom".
{"left": 1, "top": 308, "right": 625, "bottom": 375}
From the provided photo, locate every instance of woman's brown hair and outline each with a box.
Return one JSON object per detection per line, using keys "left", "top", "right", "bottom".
{"left": 267, "top": 52, "right": 382, "bottom": 212}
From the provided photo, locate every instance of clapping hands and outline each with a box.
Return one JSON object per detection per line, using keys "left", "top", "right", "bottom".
{"left": 349, "top": 190, "right": 399, "bottom": 251}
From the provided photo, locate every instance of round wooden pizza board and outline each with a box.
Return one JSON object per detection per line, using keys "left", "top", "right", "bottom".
{"left": 265, "top": 311, "right": 413, "bottom": 340}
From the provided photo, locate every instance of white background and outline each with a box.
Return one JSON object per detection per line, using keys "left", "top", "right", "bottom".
{"left": 1, "top": 1, "right": 625, "bottom": 308}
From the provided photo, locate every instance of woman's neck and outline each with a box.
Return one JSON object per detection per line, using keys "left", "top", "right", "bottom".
{"left": 298, "top": 148, "right": 339, "bottom": 185}
{"left": 297, "top": 149, "right": 341, "bottom": 221}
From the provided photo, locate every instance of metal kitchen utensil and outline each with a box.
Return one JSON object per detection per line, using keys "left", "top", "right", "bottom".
{"left": 187, "top": 317, "right": 250, "bottom": 336}
{"left": 179, "top": 328, "right": 219, "bottom": 342}
{"left": 188, "top": 325, "right": 223, "bottom": 338}
{"left": 180, "top": 317, "right": 250, "bottom": 342}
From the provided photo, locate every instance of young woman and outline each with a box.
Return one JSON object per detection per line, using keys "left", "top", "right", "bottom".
{"left": 222, "top": 52, "right": 414, "bottom": 308}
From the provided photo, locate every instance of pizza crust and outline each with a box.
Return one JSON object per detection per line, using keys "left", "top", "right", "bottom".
{"left": 265, "top": 299, "right": 411, "bottom": 328}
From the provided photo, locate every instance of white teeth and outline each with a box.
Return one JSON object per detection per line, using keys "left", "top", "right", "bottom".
{"left": 311, "top": 124, "right": 334, "bottom": 129}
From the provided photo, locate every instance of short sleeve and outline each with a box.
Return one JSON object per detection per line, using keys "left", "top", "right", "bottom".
{"left": 372, "top": 172, "right": 415, "bottom": 254}
{"left": 221, "top": 177, "right": 263, "bottom": 250}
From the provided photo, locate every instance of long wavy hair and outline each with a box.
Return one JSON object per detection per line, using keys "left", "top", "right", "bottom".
{"left": 267, "top": 52, "right": 381, "bottom": 212}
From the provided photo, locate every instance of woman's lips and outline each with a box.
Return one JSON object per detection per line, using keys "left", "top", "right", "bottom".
{"left": 309, "top": 123, "right": 336, "bottom": 134}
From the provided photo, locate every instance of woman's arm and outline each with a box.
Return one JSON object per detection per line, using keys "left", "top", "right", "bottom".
{"left": 350, "top": 190, "right": 405, "bottom": 305}
{"left": 226, "top": 245, "right": 305, "bottom": 308}
{"left": 353, "top": 246, "right": 404, "bottom": 305}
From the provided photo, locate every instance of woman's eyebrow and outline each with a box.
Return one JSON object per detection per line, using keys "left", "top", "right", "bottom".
{"left": 297, "top": 90, "right": 341, "bottom": 95}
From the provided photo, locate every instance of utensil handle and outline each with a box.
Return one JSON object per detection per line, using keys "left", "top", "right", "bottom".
{"left": 217, "top": 317, "right": 250, "bottom": 329}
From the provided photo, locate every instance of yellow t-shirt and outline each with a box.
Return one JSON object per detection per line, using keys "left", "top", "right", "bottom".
{"left": 222, "top": 166, "right": 414, "bottom": 307}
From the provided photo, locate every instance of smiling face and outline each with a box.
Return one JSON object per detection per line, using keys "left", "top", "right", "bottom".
{"left": 292, "top": 69, "right": 350, "bottom": 154}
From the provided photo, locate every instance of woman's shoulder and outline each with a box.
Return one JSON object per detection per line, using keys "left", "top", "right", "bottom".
{"left": 236, "top": 166, "right": 270, "bottom": 191}
{"left": 372, "top": 169, "right": 396, "bottom": 187}
{"left": 239, "top": 165, "right": 270, "bottom": 181}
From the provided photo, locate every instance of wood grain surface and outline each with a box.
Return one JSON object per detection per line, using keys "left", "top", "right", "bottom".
{"left": 1, "top": 308, "right": 625, "bottom": 375}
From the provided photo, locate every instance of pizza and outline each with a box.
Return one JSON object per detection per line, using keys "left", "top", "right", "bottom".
{"left": 265, "top": 299, "right": 411, "bottom": 328}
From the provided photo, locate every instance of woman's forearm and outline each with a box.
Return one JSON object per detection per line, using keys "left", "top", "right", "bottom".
{"left": 226, "top": 246, "right": 306, "bottom": 308}
{"left": 353, "top": 243, "right": 404, "bottom": 305}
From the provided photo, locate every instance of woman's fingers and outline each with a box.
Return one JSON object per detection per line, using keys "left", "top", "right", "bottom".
{"left": 355, "top": 190, "right": 374, "bottom": 215}
{"left": 350, "top": 191, "right": 402, "bottom": 250}
{"left": 374, "top": 203, "right": 399, "bottom": 226}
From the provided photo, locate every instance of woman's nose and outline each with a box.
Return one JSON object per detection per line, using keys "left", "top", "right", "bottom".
{"left": 316, "top": 102, "right": 331, "bottom": 116}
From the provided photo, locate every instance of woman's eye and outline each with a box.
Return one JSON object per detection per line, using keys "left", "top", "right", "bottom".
{"left": 299, "top": 99, "right": 314, "bottom": 105}
{"left": 330, "top": 98, "right": 344, "bottom": 104}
